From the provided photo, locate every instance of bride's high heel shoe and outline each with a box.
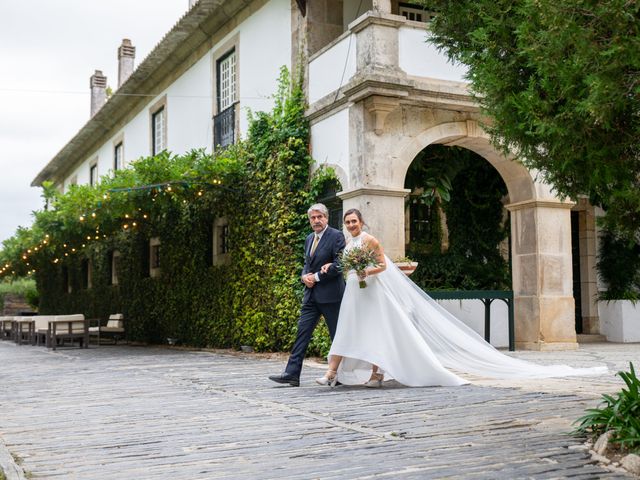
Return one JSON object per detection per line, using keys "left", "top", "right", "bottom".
{"left": 315, "top": 369, "right": 338, "bottom": 387}
{"left": 364, "top": 372, "right": 383, "bottom": 388}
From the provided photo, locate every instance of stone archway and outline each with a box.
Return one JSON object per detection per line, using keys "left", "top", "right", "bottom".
{"left": 340, "top": 120, "right": 578, "bottom": 350}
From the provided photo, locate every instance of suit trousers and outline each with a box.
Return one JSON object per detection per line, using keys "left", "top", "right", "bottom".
{"left": 285, "top": 297, "right": 341, "bottom": 378}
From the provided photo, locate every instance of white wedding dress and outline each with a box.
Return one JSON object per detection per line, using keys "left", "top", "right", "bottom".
{"left": 329, "top": 233, "right": 607, "bottom": 387}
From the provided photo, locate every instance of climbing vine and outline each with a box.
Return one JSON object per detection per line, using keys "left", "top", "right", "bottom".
{"left": 1, "top": 67, "right": 340, "bottom": 354}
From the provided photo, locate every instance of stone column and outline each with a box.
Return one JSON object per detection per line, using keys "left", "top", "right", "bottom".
{"left": 373, "top": 0, "right": 392, "bottom": 13}
{"left": 353, "top": 13, "right": 399, "bottom": 74}
{"left": 89, "top": 70, "right": 107, "bottom": 117}
{"left": 507, "top": 200, "right": 578, "bottom": 350}
{"left": 338, "top": 186, "right": 410, "bottom": 260}
{"left": 117, "top": 39, "right": 136, "bottom": 88}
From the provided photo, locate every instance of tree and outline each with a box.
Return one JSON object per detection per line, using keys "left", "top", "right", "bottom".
{"left": 422, "top": 0, "right": 640, "bottom": 239}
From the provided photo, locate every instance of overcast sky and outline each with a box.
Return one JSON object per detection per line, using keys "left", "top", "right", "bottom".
{"left": 0, "top": 1, "right": 189, "bottom": 244}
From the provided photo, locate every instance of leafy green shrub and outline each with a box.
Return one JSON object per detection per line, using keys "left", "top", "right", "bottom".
{"left": 597, "top": 231, "right": 640, "bottom": 301}
{"left": 573, "top": 362, "right": 640, "bottom": 453}
{"left": 0, "top": 278, "right": 39, "bottom": 310}
{"left": 406, "top": 146, "right": 510, "bottom": 291}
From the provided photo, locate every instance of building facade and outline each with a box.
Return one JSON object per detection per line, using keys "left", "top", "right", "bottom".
{"left": 32, "top": 0, "right": 602, "bottom": 350}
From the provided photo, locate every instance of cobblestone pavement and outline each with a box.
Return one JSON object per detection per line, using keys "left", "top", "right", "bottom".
{"left": 0, "top": 341, "right": 636, "bottom": 479}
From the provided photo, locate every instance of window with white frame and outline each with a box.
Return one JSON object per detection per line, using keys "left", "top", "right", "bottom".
{"left": 398, "top": 3, "right": 435, "bottom": 23}
{"left": 89, "top": 163, "right": 99, "bottom": 186}
{"left": 217, "top": 50, "right": 237, "bottom": 112}
{"left": 62, "top": 266, "right": 72, "bottom": 293}
{"left": 152, "top": 107, "right": 166, "bottom": 155}
{"left": 149, "top": 237, "right": 161, "bottom": 277}
{"left": 110, "top": 250, "right": 121, "bottom": 286}
{"left": 81, "top": 258, "right": 92, "bottom": 289}
{"left": 66, "top": 175, "right": 78, "bottom": 192}
{"left": 114, "top": 142, "right": 124, "bottom": 171}
{"left": 212, "top": 218, "right": 230, "bottom": 265}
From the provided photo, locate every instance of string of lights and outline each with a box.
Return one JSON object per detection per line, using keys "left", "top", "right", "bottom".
{"left": 0, "top": 176, "right": 236, "bottom": 279}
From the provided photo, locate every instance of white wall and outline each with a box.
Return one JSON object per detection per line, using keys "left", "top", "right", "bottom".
{"left": 398, "top": 27, "right": 467, "bottom": 82}
{"left": 62, "top": 0, "right": 291, "bottom": 191}
{"left": 310, "top": 108, "right": 350, "bottom": 186}
{"left": 437, "top": 299, "right": 510, "bottom": 348}
{"left": 309, "top": 34, "right": 356, "bottom": 104}
{"left": 236, "top": 0, "right": 292, "bottom": 135}
{"left": 166, "top": 55, "right": 214, "bottom": 155}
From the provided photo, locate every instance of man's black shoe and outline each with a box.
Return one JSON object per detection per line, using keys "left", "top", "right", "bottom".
{"left": 268, "top": 373, "right": 300, "bottom": 387}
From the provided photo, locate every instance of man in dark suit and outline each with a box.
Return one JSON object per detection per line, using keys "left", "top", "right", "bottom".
{"left": 269, "top": 203, "right": 345, "bottom": 387}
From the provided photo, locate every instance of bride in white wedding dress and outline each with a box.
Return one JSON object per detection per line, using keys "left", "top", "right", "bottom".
{"left": 315, "top": 209, "right": 607, "bottom": 388}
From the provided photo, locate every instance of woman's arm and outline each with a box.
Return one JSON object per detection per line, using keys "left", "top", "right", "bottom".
{"left": 363, "top": 236, "right": 386, "bottom": 276}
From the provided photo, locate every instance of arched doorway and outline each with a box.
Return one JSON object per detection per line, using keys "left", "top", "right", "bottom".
{"left": 404, "top": 144, "right": 510, "bottom": 292}
{"left": 316, "top": 176, "right": 344, "bottom": 230}
{"left": 338, "top": 120, "right": 578, "bottom": 350}
{"left": 396, "top": 122, "right": 578, "bottom": 350}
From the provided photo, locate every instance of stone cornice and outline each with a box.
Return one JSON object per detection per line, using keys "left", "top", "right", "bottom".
{"left": 307, "top": 72, "right": 475, "bottom": 123}
{"left": 505, "top": 199, "right": 576, "bottom": 212}
{"left": 32, "top": 0, "right": 261, "bottom": 187}
{"left": 348, "top": 11, "right": 407, "bottom": 33}
{"left": 338, "top": 186, "right": 411, "bottom": 200}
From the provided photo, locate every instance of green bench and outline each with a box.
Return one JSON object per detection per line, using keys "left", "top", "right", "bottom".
{"left": 426, "top": 290, "right": 515, "bottom": 351}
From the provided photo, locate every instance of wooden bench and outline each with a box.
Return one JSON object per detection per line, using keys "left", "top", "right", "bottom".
{"left": 0, "top": 316, "right": 14, "bottom": 340}
{"left": 426, "top": 290, "right": 515, "bottom": 351}
{"left": 46, "top": 315, "right": 89, "bottom": 350}
{"left": 14, "top": 316, "right": 36, "bottom": 345}
{"left": 29, "top": 316, "right": 58, "bottom": 346}
{"left": 89, "top": 314, "right": 125, "bottom": 345}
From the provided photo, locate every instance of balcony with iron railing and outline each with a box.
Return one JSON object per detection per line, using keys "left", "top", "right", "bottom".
{"left": 213, "top": 103, "right": 237, "bottom": 149}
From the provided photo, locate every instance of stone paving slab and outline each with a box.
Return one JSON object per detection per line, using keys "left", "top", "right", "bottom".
{"left": 0, "top": 341, "right": 636, "bottom": 479}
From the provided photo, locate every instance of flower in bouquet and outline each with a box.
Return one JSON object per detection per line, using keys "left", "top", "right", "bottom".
{"left": 340, "top": 246, "right": 379, "bottom": 288}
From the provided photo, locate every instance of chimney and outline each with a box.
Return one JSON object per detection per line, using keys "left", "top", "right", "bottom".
{"left": 117, "top": 39, "right": 136, "bottom": 87}
{"left": 89, "top": 70, "right": 107, "bottom": 117}
{"left": 189, "top": 0, "right": 198, "bottom": 9}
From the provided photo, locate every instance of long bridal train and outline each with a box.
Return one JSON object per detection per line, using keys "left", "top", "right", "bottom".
{"left": 329, "top": 256, "right": 607, "bottom": 387}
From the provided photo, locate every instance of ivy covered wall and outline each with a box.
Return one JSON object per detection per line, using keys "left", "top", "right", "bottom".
{"left": 5, "top": 68, "right": 338, "bottom": 354}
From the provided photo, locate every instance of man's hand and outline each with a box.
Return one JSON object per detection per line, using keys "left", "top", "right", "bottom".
{"left": 302, "top": 273, "right": 316, "bottom": 288}
{"left": 320, "top": 263, "right": 333, "bottom": 274}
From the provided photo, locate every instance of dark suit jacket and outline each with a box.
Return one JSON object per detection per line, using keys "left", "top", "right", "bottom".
{"left": 302, "top": 226, "right": 346, "bottom": 304}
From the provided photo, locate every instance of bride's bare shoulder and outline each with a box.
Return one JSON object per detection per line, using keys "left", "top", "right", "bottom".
{"left": 362, "top": 233, "right": 380, "bottom": 248}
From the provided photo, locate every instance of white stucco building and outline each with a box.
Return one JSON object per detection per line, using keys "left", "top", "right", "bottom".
{"left": 32, "top": 0, "right": 605, "bottom": 350}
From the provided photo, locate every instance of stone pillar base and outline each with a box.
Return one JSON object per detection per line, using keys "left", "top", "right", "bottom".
{"left": 516, "top": 341, "right": 579, "bottom": 351}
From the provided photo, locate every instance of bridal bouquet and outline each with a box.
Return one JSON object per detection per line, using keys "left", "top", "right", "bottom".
{"left": 340, "top": 246, "right": 379, "bottom": 288}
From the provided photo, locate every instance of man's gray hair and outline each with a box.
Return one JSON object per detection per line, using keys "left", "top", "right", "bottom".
{"left": 307, "top": 203, "right": 329, "bottom": 218}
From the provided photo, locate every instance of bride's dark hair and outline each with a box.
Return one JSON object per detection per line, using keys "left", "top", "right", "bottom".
{"left": 343, "top": 208, "right": 364, "bottom": 223}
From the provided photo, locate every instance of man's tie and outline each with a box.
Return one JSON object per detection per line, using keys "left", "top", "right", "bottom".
{"left": 310, "top": 234, "right": 320, "bottom": 256}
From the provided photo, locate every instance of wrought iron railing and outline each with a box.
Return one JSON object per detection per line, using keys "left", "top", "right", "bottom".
{"left": 213, "top": 104, "right": 236, "bottom": 149}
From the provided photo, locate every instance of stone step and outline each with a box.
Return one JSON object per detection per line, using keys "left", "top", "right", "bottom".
{"left": 577, "top": 333, "right": 607, "bottom": 343}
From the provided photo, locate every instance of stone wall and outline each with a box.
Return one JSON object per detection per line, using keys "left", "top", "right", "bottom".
{"left": 2, "top": 293, "right": 34, "bottom": 316}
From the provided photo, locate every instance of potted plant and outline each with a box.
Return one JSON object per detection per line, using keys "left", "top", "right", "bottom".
{"left": 596, "top": 231, "right": 640, "bottom": 343}
{"left": 394, "top": 256, "right": 419, "bottom": 276}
